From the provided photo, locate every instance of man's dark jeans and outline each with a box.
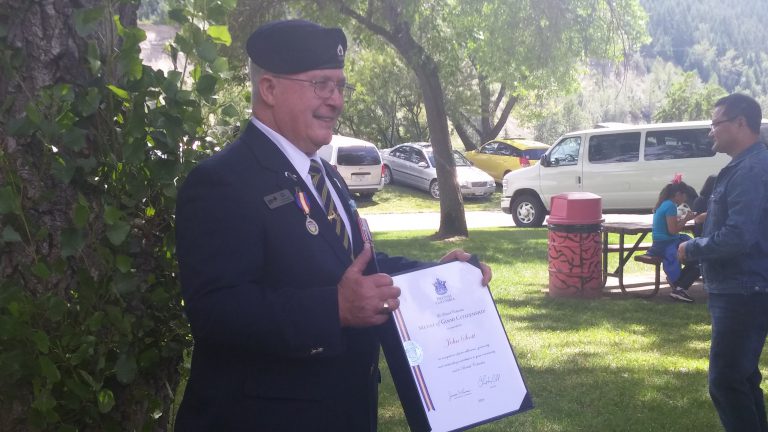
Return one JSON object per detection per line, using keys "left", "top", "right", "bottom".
{"left": 708, "top": 293, "right": 768, "bottom": 432}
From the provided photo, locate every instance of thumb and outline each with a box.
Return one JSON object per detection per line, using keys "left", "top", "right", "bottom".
{"left": 347, "top": 242, "right": 372, "bottom": 274}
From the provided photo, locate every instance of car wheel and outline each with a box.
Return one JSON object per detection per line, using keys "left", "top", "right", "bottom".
{"left": 511, "top": 194, "right": 546, "bottom": 227}
{"left": 429, "top": 180, "right": 440, "bottom": 199}
{"left": 382, "top": 165, "right": 393, "bottom": 185}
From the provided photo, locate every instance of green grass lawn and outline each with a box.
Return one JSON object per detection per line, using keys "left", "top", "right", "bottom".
{"left": 356, "top": 184, "right": 501, "bottom": 214}
{"left": 370, "top": 228, "right": 763, "bottom": 432}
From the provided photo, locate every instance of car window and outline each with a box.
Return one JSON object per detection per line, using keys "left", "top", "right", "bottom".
{"left": 336, "top": 146, "right": 381, "bottom": 166}
{"left": 453, "top": 151, "right": 472, "bottom": 166}
{"left": 549, "top": 137, "right": 581, "bottom": 166}
{"left": 479, "top": 142, "right": 497, "bottom": 154}
{"left": 588, "top": 133, "right": 641, "bottom": 164}
{"left": 390, "top": 146, "right": 408, "bottom": 160}
{"left": 409, "top": 148, "right": 428, "bottom": 165}
{"left": 498, "top": 143, "right": 518, "bottom": 156}
{"left": 644, "top": 129, "right": 714, "bottom": 160}
{"left": 523, "top": 149, "right": 547, "bottom": 159}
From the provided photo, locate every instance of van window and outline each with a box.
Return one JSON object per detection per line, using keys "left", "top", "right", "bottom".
{"left": 588, "top": 133, "right": 641, "bottom": 164}
{"left": 644, "top": 129, "right": 714, "bottom": 160}
{"left": 336, "top": 146, "right": 382, "bottom": 166}
{"left": 549, "top": 137, "right": 581, "bottom": 166}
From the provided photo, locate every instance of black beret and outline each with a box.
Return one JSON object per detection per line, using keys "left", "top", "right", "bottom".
{"left": 246, "top": 20, "right": 347, "bottom": 74}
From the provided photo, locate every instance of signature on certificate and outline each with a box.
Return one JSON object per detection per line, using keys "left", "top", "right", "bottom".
{"left": 448, "top": 387, "right": 472, "bottom": 401}
{"left": 478, "top": 373, "right": 501, "bottom": 388}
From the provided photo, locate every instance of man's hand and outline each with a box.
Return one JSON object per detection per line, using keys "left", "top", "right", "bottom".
{"left": 694, "top": 212, "right": 707, "bottom": 225}
{"left": 677, "top": 241, "right": 688, "bottom": 263}
{"left": 338, "top": 243, "right": 401, "bottom": 327}
{"left": 438, "top": 249, "right": 493, "bottom": 287}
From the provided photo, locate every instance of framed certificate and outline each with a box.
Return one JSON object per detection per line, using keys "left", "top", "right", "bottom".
{"left": 380, "top": 259, "right": 533, "bottom": 432}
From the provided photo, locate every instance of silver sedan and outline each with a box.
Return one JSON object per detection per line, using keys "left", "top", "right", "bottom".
{"left": 381, "top": 142, "right": 496, "bottom": 199}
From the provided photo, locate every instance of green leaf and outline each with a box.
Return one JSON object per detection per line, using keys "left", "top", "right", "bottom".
{"left": 45, "top": 296, "right": 68, "bottom": 321}
{"left": 31, "top": 387, "right": 57, "bottom": 412}
{"left": 221, "top": 103, "right": 240, "bottom": 118}
{"left": 112, "top": 272, "right": 139, "bottom": 295}
{"left": 106, "top": 84, "right": 130, "bottom": 101}
{"left": 115, "top": 254, "right": 132, "bottom": 273}
{"left": 219, "top": 0, "right": 238, "bottom": 9}
{"left": 206, "top": 25, "right": 232, "bottom": 46}
{"left": 31, "top": 330, "right": 50, "bottom": 354}
{"left": 60, "top": 228, "right": 86, "bottom": 258}
{"left": 39, "top": 356, "right": 61, "bottom": 383}
{"left": 195, "top": 40, "right": 218, "bottom": 63}
{"left": 97, "top": 388, "right": 115, "bottom": 413}
{"left": 51, "top": 157, "right": 76, "bottom": 184}
{"left": 212, "top": 57, "right": 229, "bottom": 75}
{"left": 195, "top": 74, "right": 217, "bottom": 97}
{"left": 115, "top": 354, "right": 137, "bottom": 384}
{"left": 62, "top": 128, "right": 87, "bottom": 151}
{"left": 6, "top": 115, "right": 36, "bottom": 137}
{"left": 73, "top": 6, "right": 105, "bottom": 37}
{"left": 167, "top": 8, "right": 188, "bottom": 24}
{"left": 106, "top": 221, "right": 130, "bottom": 245}
{"left": 78, "top": 87, "right": 102, "bottom": 116}
{"left": 1, "top": 226, "right": 22, "bottom": 242}
{"left": 0, "top": 186, "right": 20, "bottom": 214}
{"left": 104, "top": 206, "right": 122, "bottom": 225}
{"left": 31, "top": 262, "right": 52, "bottom": 280}
{"left": 72, "top": 201, "right": 89, "bottom": 228}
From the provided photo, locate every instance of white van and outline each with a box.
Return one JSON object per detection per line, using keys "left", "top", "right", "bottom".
{"left": 501, "top": 120, "right": 768, "bottom": 227}
{"left": 317, "top": 135, "right": 384, "bottom": 199}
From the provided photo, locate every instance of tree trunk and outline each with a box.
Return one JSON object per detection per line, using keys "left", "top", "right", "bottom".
{"left": 1, "top": 1, "right": 182, "bottom": 430}
{"left": 333, "top": 0, "right": 469, "bottom": 237}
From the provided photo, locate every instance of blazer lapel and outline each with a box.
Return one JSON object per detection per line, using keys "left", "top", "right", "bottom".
{"left": 242, "top": 123, "right": 355, "bottom": 266}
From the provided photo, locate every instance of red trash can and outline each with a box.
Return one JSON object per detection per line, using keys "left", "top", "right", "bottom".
{"left": 547, "top": 192, "right": 604, "bottom": 298}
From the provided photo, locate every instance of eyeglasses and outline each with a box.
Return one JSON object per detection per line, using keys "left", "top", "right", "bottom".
{"left": 271, "top": 75, "right": 355, "bottom": 99}
{"left": 710, "top": 117, "right": 737, "bottom": 130}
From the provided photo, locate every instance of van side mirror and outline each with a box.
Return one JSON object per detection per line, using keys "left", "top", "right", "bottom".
{"left": 540, "top": 154, "right": 550, "bottom": 167}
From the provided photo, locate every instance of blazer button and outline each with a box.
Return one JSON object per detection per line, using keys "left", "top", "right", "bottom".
{"left": 310, "top": 347, "right": 324, "bottom": 355}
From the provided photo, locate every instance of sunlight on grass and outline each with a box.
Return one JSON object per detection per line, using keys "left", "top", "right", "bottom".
{"left": 371, "top": 227, "right": 768, "bottom": 432}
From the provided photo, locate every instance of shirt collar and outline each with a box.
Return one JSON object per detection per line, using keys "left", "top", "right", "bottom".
{"left": 250, "top": 117, "right": 321, "bottom": 178}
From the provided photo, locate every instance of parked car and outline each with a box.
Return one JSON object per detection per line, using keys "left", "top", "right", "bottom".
{"left": 464, "top": 138, "right": 550, "bottom": 183}
{"left": 317, "top": 135, "right": 384, "bottom": 199}
{"left": 501, "top": 120, "right": 768, "bottom": 227}
{"left": 381, "top": 142, "right": 496, "bottom": 199}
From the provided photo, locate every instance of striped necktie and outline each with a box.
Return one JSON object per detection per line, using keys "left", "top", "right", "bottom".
{"left": 308, "top": 159, "right": 352, "bottom": 258}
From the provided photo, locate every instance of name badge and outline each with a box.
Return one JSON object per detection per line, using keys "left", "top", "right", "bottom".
{"left": 264, "top": 189, "right": 293, "bottom": 209}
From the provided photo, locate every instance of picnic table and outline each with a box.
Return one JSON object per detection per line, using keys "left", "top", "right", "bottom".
{"left": 602, "top": 220, "right": 694, "bottom": 297}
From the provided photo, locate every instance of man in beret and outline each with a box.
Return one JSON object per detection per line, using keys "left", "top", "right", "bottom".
{"left": 174, "top": 19, "right": 492, "bottom": 431}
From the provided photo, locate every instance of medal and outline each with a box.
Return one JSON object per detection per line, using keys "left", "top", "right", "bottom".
{"left": 305, "top": 217, "right": 319, "bottom": 235}
{"left": 295, "top": 188, "right": 320, "bottom": 235}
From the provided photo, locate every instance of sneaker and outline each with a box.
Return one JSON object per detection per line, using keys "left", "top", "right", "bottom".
{"left": 669, "top": 287, "right": 694, "bottom": 303}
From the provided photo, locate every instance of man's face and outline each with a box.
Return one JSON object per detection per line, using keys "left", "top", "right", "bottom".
{"left": 709, "top": 106, "right": 739, "bottom": 154}
{"left": 269, "top": 69, "right": 345, "bottom": 155}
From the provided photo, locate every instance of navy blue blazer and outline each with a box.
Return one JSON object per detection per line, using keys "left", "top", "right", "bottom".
{"left": 174, "top": 123, "right": 420, "bottom": 431}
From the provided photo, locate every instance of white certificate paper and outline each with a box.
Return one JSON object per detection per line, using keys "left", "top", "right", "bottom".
{"left": 391, "top": 260, "right": 531, "bottom": 432}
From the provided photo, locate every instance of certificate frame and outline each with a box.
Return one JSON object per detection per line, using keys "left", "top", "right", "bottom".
{"left": 379, "top": 258, "right": 533, "bottom": 432}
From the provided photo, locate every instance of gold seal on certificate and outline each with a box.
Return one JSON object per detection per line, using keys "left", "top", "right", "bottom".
{"left": 386, "top": 260, "right": 532, "bottom": 432}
